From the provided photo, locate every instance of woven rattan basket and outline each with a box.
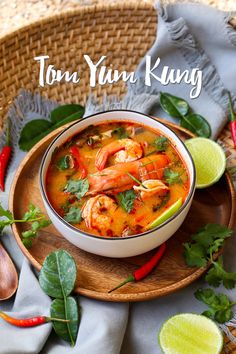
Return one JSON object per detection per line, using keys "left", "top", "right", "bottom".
{"left": 0, "top": 3, "right": 236, "bottom": 352}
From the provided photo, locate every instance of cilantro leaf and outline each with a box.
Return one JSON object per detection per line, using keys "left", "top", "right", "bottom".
{"left": 0, "top": 220, "right": 13, "bottom": 235}
{"left": 188, "top": 225, "right": 235, "bottom": 324}
{"left": 164, "top": 168, "right": 182, "bottom": 185}
{"left": 21, "top": 219, "right": 51, "bottom": 248}
{"left": 0, "top": 203, "right": 51, "bottom": 248}
{"left": 192, "top": 224, "right": 231, "bottom": 251}
{"left": 0, "top": 205, "right": 15, "bottom": 235}
{"left": 111, "top": 127, "right": 129, "bottom": 139}
{"left": 195, "top": 288, "right": 217, "bottom": 306}
{"left": 65, "top": 178, "right": 89, "bottom": 199}
{"left": 205, "top": 256, "right": 236, "bottom": 289}
{"left": 204, "top": 224, "right": 232, "bottom": 239}
{"left": 64, "top": 207, "right": 82, "bottom": 224}
{"left": 33, "top": 219, "right": 51, "bottom": 230}
{"left": 22, "top": 229, "right": 36, "bottom": 239}
{"left": 202, "top": 309, "right": 215, "bottom": 319}
{"left": 22, "top": 238, "right": 33, "bottom": 248}
{"left": 205, "top": 267, "right": 222, "bottom": 288}
{"left": 117, "top": 190, "right": 136, "bottom": 213}
{"left": 183, "top": 243, "right": 207, "bottom": 267}
{"left": 0, "top": 205, "right": 13, "bottom": 220}
{"left": 22, "top": 204, "right": 41, "bottom": 221}
{"left": 195, "top": 289, "right": 230, "bottom": 310}
{"left": 152, "top": 136, "right": 169, "bottom": 151}
{"left": 215, "top": 309, "right": 232, "bottom": 323}
{"left": 183, "top": 224, "right": 232, "bottom": 268}
{"left": 0, "top": 204, "right": 18, "bottom": 235}
{"left": 195, "top": 288, "right": 234, "bottom": 323}
{"left": 56, "top": 155, "right": 70, "bottom": 170}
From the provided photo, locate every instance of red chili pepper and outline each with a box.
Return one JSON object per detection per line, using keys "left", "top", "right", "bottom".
{"left": 0, "top": 120, "right": 11, "bottom": 191}
{"left": 108, "top": 243, "right": 166, "bottom": 293}
{"left": 228, "top": 91, "right": 236, "bottom": 149}
{"left": 135, "top": 215, "right": 145, "bottom": 223}
{"left": 70, "top": 146, "right": 87, "bottom": 179}
{"left": 0, "top": 311, "right": 69, "bottom": 327}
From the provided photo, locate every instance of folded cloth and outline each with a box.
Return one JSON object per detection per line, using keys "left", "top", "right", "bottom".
{"left": 85, "top": 3, "right": 236, "bottom": 139}
{"left": 0, "top": 3, "right": 236, "bottom": 354}
{"left": 136, "top": 2, "right": 236, "bottom": 139}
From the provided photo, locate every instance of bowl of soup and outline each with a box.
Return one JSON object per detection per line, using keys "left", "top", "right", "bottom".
{"left": 40, "top": 110, "right": 196, "bottom": 257}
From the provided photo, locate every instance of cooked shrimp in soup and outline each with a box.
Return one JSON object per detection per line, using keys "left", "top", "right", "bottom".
{"left": 46, "top": 121, "right": 190, "bottom": 237}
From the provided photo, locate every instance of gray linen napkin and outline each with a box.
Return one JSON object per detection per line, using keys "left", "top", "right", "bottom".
{"left": 0, "top": 3, "right": 236, "bottom": 354}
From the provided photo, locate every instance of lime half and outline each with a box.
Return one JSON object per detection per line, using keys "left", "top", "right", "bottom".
{"left": 185, "top": 138, "right": 226, "bottom": 189}
{"left": 159, "top": 313, "right": 223, "bottom": 354}
{"left": 147, "top": 197, "right": 182, "bottom": 230}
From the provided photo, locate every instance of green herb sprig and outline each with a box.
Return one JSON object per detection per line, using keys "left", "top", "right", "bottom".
{"left": 184, "top": 224, "right": 231, "bottom": 267}
{"left": 184, "top": 224, "right": 236, "bottom": 289}
{"left": 65, "top": 178, "right": 89, "bottom": 200}
{"left": 117, "top": 189, "right": 137, "bottom": 213}
{"left": 0, "top": 203, "right": 51, "bottom": 248}
{"left": 56, "top": 155, "right": 71, "bottom": 171}
{"left": 64, "top": 207, "right": 82, "bottom": 224}
{"left": 195, "top": 288, "right": 236, "bottom": 323}
{"left": 164, "top": 168, "right": 182, "bottom": 185}
{"left": 205, "top": 256, "right": 236, "bottom": 290}
{"left": 160, "top": 92, "right": 211, "bottom": 138}
{"left": 151, "top": 136, "right": 169, "bottom": 152}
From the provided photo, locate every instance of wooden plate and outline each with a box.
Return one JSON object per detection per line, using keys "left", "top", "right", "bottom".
{"left": 10, "top": 118, "right": 236, "bottom": 302}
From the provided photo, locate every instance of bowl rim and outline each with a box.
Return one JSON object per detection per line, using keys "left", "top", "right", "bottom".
{"left": 39, "top": 109, "right": 196, "bottom": 241}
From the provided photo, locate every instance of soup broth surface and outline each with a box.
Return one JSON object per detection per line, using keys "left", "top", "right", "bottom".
{"left": 46, "top": 121, "right": 190, "bottom": 237}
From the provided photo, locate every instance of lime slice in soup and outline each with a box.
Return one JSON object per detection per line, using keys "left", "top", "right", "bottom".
{"left": 185, "top": 138, "right": 226, "bottom": 189}
{"left": 158, "top": 313, "right": 223, "bottom": 354}
{"left": 146, "top": 197, "right": 182, "bottom": 230}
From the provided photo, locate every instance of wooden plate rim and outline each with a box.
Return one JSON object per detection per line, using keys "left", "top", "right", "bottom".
{"left": 9, "top": 118, "right": 236, "bottom": 302}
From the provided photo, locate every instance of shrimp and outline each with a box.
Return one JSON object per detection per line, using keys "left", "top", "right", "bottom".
{"left": 88, "top": 154, "right": 170, "bottom": 195}
{"left": 133, "top": 179, "right": 169, "bottom": 200}
{"left": 95, "top": 138, "right": 143, "bottom": 170}
{"left": 82, "top": 195, "right": 117, "bottom": 234}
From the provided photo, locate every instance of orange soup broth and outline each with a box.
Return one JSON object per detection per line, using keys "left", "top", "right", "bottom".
{"left": 46, "top": 121, "right": 190, "bottom": 237}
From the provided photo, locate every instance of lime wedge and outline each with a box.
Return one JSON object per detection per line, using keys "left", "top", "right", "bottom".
{"left": 159, "top": 313, "right": 223, "bottom": 354}
{"left": 185, "top": 138, "right": 226, "bottom": 189}
{"left": 147, "top": 197, "right": 182, "bottom": 230}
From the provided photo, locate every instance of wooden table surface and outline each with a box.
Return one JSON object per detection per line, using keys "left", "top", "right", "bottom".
{"left": 0, "top": 0, "right": 236, "bottom": 38}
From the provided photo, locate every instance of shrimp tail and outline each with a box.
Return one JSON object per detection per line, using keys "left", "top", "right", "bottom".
{"left": 95, "top": 141, "right": 122, "bottom": 170}
{"left": 95, "top": 139, "right": 143, "bottom": 170}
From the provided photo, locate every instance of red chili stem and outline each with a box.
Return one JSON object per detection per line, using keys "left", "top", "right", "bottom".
{"left": 108, "top": 243, "right": 166, "bottom": 293}
{"left": 0, "top": 312, "right": 70, "bottom": 327}
{"left": 69, "top": 146, "right": 87, "bottom": 179}
{"left": 228, "top": 92, "right": 236, "bottom": 149}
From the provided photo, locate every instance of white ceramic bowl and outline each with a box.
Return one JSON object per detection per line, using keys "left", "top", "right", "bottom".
{"left": 40, "top": 110, "right": 196, "bottom": 258}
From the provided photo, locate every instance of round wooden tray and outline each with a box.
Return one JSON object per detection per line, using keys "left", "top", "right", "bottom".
{"left": 10, "top": 118, "right": 236, "bottom": 302}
